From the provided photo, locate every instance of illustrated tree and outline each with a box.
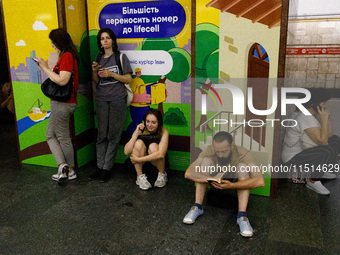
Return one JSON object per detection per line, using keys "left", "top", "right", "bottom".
{"left": 195, "top": 23, "right": 220, "bottom": 131}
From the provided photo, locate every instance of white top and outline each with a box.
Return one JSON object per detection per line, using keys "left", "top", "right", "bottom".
{"left": 281, "top": 112, "right": 320, "bottom": 163}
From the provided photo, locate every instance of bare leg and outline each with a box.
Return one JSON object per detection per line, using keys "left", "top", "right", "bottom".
{"left": 194, "top": 157, "right": 215, "bottom": 204}
{"left": 195, "top": 182, "right": 209, "bottom": 204}
{"left": 149, "top": 143, "right": 166, "bottom": 173}
{"left": 236, "top": 163, "right": 251, "bottom": 212}
{"left": 132, "top": 140, "right": 147, "bottom": 176}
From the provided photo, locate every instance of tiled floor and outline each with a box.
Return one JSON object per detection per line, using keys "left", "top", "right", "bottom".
{"left": 1, "top": 120, "right": 339, "bottom": 254}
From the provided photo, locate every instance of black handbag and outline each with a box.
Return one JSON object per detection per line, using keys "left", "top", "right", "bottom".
{"left": 41, "top": 63, "right": 74, "bottom": 102}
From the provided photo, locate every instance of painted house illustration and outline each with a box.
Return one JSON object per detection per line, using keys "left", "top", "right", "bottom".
{"left": 198, "top": 0, "right": 283, "bottom": 194}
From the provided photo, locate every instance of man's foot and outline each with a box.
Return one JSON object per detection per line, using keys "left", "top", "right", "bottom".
{"left": 322, "top": 172, "right": 337, "bottom": 179}
{"left": 136, "top": 174, "right": 152, "bottom": 190}
{"left": 237, "top": 217, "right": 254, "bottom": 237}
{"left": 88, "top": 169, "right": 103, "bottom": 180}
{"left": 57, "top": 163, "right": 69, "bottom": 184}
{"left": 52, "top": 170, "right": 77, "bottom": 181}
{"left": 154, "top": 172, "right": 168, "bottom": 188}
{"left": 99, "top": 170, "right": 111, "bottom": 183}
{"left": 306, "top": 180, "right": 330, "bottom": 195}
{"left": 183, "top": 206, "right": 204, "bottom": 224}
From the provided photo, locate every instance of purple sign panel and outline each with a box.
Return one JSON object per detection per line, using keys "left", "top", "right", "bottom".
{"left": 99, "top": 1, "right": 186, "bottom": 38}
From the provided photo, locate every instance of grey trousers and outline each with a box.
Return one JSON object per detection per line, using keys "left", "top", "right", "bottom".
{"left": 96, "top": 98, "right": 127, "bottom": 170}
{"left": 46, "top": 101, "right": 77, "bottom": 167}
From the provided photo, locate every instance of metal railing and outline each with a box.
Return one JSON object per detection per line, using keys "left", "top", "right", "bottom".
{"left": 199, "top": 111, "right": 266, "bottom": 151}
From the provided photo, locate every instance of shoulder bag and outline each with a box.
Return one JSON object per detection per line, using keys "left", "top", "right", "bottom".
{"left": 113, "top": 52, "right": 133, "bottom": 106}
{"left": 41, "top": 58, "right": 74, "bottom": 102}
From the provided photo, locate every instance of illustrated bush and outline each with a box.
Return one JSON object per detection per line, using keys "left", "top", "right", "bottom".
{"left": 163, "top": 107, "right": 187, "bottom": 125}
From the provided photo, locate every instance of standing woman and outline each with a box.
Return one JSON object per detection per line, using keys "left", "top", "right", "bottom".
{"left": 89, "top": 28, "right": 132, "bottom": 182}
{"left": 37, "top": 28, "right": 79, "bottom": 184}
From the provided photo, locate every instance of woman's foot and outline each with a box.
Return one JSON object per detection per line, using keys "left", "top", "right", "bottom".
{"left": 52, "top": 170, "right": 77, "bottom": 181}
{"left": 99, "top": 170, "right": 111, "bottom": 183}
{"left": 57, "top": 163, "right": 69, "bottom": 184}
{"left": 88, "top": 168, "right": 103, "bottom": 180}
{"left": 154, "top": 172, "right": 168, "bottom": 188}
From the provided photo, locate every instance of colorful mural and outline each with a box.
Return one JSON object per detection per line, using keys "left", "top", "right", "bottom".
{"left": 86, "top": 0, "right": 191, "bottom": 170}
{"left": 195, "top": 0, "right": 282, "bottom": 196}
{"left": 2, "top": 0, "right": 94, "bottom": 168}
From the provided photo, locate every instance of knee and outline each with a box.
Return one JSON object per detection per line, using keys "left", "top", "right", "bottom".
{"left": 184, "top": 169, "right": 190, "bottom": 179}
{"left": 201, "top": 157, "right": 215, "bottom": 166}
{"left": 236, "top": 163, "right": 250, "bottom": 180}
{"left": 133, "top": 140, "right": 146, "bottom": 153}
{"left": 322, "top": 146, "right": 336, "bottom": 159}
{"left": 148, "top": 143, "right": 161, "bottom": 156}
{"left": 332, "top": 134, "right": 340, "bottom": 140}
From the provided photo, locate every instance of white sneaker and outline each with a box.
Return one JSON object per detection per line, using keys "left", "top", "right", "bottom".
{"left": 154, "top": 172, "right": 168, "bottom": 188}
{"left": 136, "top": 174, "right": 152, "bottom": 190}
{"left": 183, "top": 206, "right": 204, "bottom": 224}
{"left": 306, "top": 180, "right": 330, "bottom": 195}
{"left": 52, "top": 171, "right": 77, "bottom": 181}
{"left": 322, "top": 172, "right": 337, "bottom": 179}
{"left": 56, "top": 163, "right": 69, "bottom": 184}
{"left": 237, "top": 217, "right": 254, "bottom": 237}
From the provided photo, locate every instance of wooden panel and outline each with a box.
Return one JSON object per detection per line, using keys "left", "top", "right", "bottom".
{"left": 207, "top": 0, "right": 282, "bottom": 28}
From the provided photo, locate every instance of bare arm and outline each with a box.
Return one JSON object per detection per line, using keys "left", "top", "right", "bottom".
{"left": 92, "top": 61, "right": 101, "bottom": 86}
{"left": 184, "top": 157, "right": 210, "bottom": 183}
{"left": 37, "top": 58, "right": 71, "bottom": 86}
{"left": 98, "top": 69, "right": 132, "bottom": 84}
{"left": 211, "top": 165, "right": 265, "bottom": 190}
{"left": 124, "top": 123, "right": 144, "bottom": 155}
{"left": 130, "top": 128, "right": 169, "bottom": 163}
{"left": 0, "top": 94, "right": 13, "bottom": 109}
{"left": 327, "top": 114, "right": 333, "bottom": 137}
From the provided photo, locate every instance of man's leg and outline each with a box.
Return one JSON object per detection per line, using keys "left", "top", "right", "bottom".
{"left": 236, "top": 163, "right": 251, "bottom": 212}
{"left": 236, "top": 163, "right": 253, "bottom": 237}
{"left": 183, "top": 157, "right": 213, "bottom": 224}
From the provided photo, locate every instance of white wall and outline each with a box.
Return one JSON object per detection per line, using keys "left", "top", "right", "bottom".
{"left": 290, "top": 0, "right": 340, "bottom": 18}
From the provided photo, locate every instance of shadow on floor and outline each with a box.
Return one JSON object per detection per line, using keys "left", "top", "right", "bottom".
{"left": 0, "top": 120, "right": 339, "bottom": 254}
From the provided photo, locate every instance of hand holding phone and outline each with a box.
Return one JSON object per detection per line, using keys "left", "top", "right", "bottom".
{"left": 92, "top": 61, "right": 101, "bottom": 71}
{"left": 312, "top": 104, "right": 321, "bottom": 113}
{"left": 136, "top": 123, "right": 145, "bottom": 135}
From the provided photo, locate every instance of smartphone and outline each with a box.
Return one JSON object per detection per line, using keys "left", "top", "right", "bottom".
{"left": 312, "top": 104, "right": 321, "bottom": 113}
{"left": 32, "top": 58, "right": 38, "bottom": 63}
{"left": 139, "top": 123, "right": 145, "bottom": 133}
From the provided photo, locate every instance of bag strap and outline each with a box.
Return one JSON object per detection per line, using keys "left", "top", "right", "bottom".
{"left": 54, "top": 53, "right": 75, "bottom": 75}
{"left": 114, "top": 51, "right": 124, "bottom": 75}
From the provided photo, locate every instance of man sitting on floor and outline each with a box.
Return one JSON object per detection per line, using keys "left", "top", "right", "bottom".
{"left": 183, "top": 131, "right": 265, "bottom": 237}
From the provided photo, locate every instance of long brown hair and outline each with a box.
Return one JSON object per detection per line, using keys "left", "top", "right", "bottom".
{"left": 143, "top": 108, "right": 163, "bottom": 135}
{"left": 49, "top": 28, "right": 79, "bottom": 62}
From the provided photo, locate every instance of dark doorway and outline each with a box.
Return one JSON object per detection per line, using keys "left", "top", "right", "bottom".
{"left": 0, "top": 2, "right": 18, "bottom": 166}
{"left": 245, "top": 43, "right": 270, "bottom": 147}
